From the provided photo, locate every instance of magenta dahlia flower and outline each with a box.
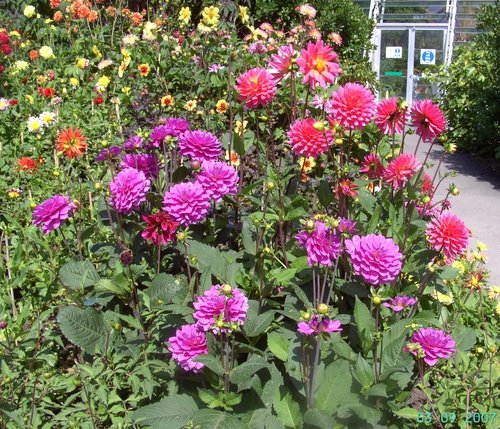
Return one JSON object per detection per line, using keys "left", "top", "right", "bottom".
{"left": 345, "top": 234, "right": 402, "bottom": 285}
{"left": 426, "top": 212, "right": 469, "bottom": 262}
{"left": 404, "top": 327, "right": 456, "bottom": 366}
{"left": 32, "top": 194, "right": 77, "bottom": 234}
{"left": 196, "top": 161, "right": 238, "bottom": 203}
{"left": 268, "top": 44, "right": 296, "bottom": 81}
{"left": 297, "top": 315, "right": 342, "bottom": 336}
{"left": 109, "top": 168, "right": 150, "bottom": 215}
{"left": 121, "top": 153, "right": 159, "bottom": 179}
{"left": 411, "top": 100, "right": 446, "bottom": 142}
{"left": 296, "top": 221, "right": 341, "bottom": 267}
{"left": 359, "top": 153, "right": 384, "bottom": 179}
{"left": 375, "top": 97, "right": 409, "bottom": 134}
{"left": 383, "top": 153, "right": 422, "bottom": 190}
{"left": 123, "top": 135, "right": 144, "bottom": 152}
{"left": 288, "top": 118, "right": 333, "bottom": 158}
{"left": 163, "top": 117, "right": 190, "bottom": 136}
{"left": 235, "top": 67, "right": 277, "bottom": 109}
{"left": 383, "top": 295, "right": 417, "bottom": 312}
{"left": 296, "top": 39, "right": 339, "bottom": 89}
{"left": 150, "top": 124, "right": 175, "bottom": 147}
{"left": 193, "top": 284, "right": 249, "bottom": 333}
{"left": 163, "top": 182, "right": 211, "bottom": 226}
{"left": 167, "top": 324, "right": 208, "bottom": 373}
{"left": 178, "top": 130, "right": 222, "bottom": 162}
{"left": 328, "top": 83, "right": 375, "bottom": 130}
{"left": 141, "top": 212, "right": 178, "bottom": 246}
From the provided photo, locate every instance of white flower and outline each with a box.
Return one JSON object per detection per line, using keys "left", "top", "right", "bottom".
{"left": 23, "top": 5, "right": 36, "bottom": 18}
{"left": 14, "top": 61, "right": 29, "bottom": 71}
{"left": 38, "top": 111, "right": 57, "bottom": 126}
{"left": 27, "top": 116, "right": 44, "bottom": 133}
{"left": 0, "top": 98, "right": 9, "bottom": 111}
{"left": 122, "top": 34, "right": 138, "bottom": 46}
{"left": 39, "top": 46, "right": 55, "bottom": 59}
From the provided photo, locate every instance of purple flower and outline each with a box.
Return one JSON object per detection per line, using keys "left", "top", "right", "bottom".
{"left": 383, "top": 296, "right": 417, "bottom": 312}
{"left": 247, "top": 42, "right": 267, "bottom": 54}
{"left": 150, "top": 125, "right": 175, "bottom": 147}
{"left": 178, "top": 130, "right": 222, "bottom": 162}
{"left": 208, "top": 63, "right": 224, "bottom": 73}
{"left": 163, "top": 182, "right": 211, "bottom": 226}
{"left": 121, "top": 153, "right": 159, "bottom": 179}
{"left": 404, "top": 327, "right": 456, "bottom": 366}
{"left": 196, "top": 161, "right": 238, "bottom": 202}
{"left": 109, "top": 168, "right": 150, "bottom": 215}
{"left": 338, "top": 218, "right": 358, "bottom": 235}
{"left": 345, "top": 234, "right": 402, "bottom": 286}
{"left": 297, "top": 315, "right": 342, "bottom": 336}
{"left": 311, "top": 95, "right": 327, "bottom": 109}
{"left": 95, "top": 146, "right": 122, "bottom": 162}
{"left": 168, "top": 324, "right": 208, "bottom": 373}
{"left": 123, "top": 135, "right": 144, "bottom": 152}
{"left": 296, "top": 221, "right": 341, "bottom": 266}
{"left": 32, "top": 194, "right": 76, "bottom": 234}
{"left": 163, "top": 117, "right": 190, "bottom": 136}
{"left": 193, "top": 284, "right": 249, "bottom": 333}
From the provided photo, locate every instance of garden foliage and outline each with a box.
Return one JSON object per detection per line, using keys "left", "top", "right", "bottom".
{"left": 0, "top": 2, "right": 498, "bottom": 429}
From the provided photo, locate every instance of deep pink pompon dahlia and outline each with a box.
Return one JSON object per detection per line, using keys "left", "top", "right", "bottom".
{"left": 110, "top": 167, "right": 150, "bottom": 215}
{"left": 288, "top": 118, "right": 333, "bottom": 158}
{"left": 375, "top": 97, "right": 409, "bottom": 134}
{"left": 411, "top": 100, "right": 446, "bottom": 142}
{"left": 345, "top": 234, "right": 402, "bottom": 285}
{"left": 426, "top": 212, "right": 469, "bottom": 262}
{"left": 383, "top": 153, "right": 422, "bottom": 190}
{"left": 235, "top": 67, "right": 277, "bottom": 109}
{"left": 163, "top": 182, "right": 211, "bottom": 226}
{"left": 196, "top": 160, "right": 239, "bottom": 203}
{"left": 32, "top": 194, "right": 77, "bottom": 234}
{"left": 296, "top": 221, "right": 341, "bottom": 267}
{"left": 328, "top": 83, "right": 375, "bottom": 130}
{"left": 178, "top": 130, "right": 222, "bottom": 162}
{"left": 167, "top": 324, "right": 208, "bottom": 373}
{"left": 404, "top": 327, "right": 456, "bottom": 366}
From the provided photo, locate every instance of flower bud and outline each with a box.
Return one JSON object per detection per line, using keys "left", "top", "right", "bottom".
{"left": 305, "top": 219, "right": 315, "bottom": 231}
{"left": 335, "top": 138, "right": 343, "bottom": 145}
{"left": 216, "top": 319, "right": 225, "bottom": 328}
{"left": 317, "top": 303, "right": 328, "bottom": 314}
{"left": 52, "top": 170, "right": 60, "bottom": 177}
{"left": 266, "top": 181, "right": 275, "bottom": 190}
{"left": 262, "top": 246, "right": 272, "bottom": 255}
{"left": 302, "top": 311, "right": 311, "bottom": 321}
{"left": 30, "top": 201, "right": 37, "bottom": 209}
{"left": 372, "top": 296, "right": 382, "bottom": 305}
{"left": 221, "top": 284, "right": 232, "bottom": 296}
{"left": 476, "top": 346, "right": 485, "bottom": 354}
{"left": 191, "top": 160, "right": 201, "bottom": 170}
{"left": 94, "top": 182, "right": 102, "bottom": 191}
{"left": 450, "top": 186, "right": 459, "bottom": 196}
{"left": 177, "top": 231, "right": 186, "bottom": 241}
{"left": 313, "top": 121, "right": 325, "bottom": 131}
{"left": 422, "top": 195, "right": 431, "bottom": 204}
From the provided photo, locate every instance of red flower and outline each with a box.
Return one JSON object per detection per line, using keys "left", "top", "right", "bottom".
{"left": 235, "top": 68, "right": 276, "bottom": 109}
{"left": 55, "top": 127, "right": 88, "bottom": 159}
{"left": 0, "top": 44, "right": 12, "bottom": 55}
{"left": 421, "top": 173, "right": 434, "bottom": 196}
{"left": 383, "top": 154, "right": 421, "bottom": 190}
{"left": 375, "top": 97, "right": 409, "bottom": 134}
{"left": 411, "top": 100, "right": 446, "bottom": 142}
{"left": 426, "top": 212, "right": 469, "bottom": 262}
{"left": 329, "top": 83, "right": 375, "bottom": 130}
{"left": 141, "top": 212, "right": 179, "bottom": 246}
{"left": 38, "top": 87, "right": 56, "bottom": 98}
{"left": 17, "top": 157, "right": 38, "bottom": 172}
{"left": 336, "top": 179, "right": 358, "bottom": 198}
{"left": 359, "top": 153, "right": 384, "bottom": 179}
{"left": 0, "top": 33, "right": 9, "bottom": 45}
{"left": 93, "top": 95, "right": 104, "bottom": 105}
{"left": 287, "top": 118, "right": 332, "bottom": 158}
{"left": 9, "top": 99, "right": 18, "bottom": 106}
{"left": 29, "top": 50, "right": 38, "bottom": 61}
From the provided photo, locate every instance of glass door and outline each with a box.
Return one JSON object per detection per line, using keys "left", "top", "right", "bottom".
{"left": 378, "top": 30, "right": 409, "bottom": 99}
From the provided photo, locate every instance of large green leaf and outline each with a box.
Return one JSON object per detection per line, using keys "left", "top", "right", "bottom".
{"left": 273, "top": 387, "right": 303, "bottom": 429}
{"left": 245, "top": 409, "right": 285, "bottom": 429}
{"left": 57, "top": 306, "right": 109, "bottom": 355}
{"left": 144, "top": 273, "right": 185, "bottom": 307}
{"left": 314, "top": 359, "right": 356, "bottom": 412}
{"left": 244, "top": 311, "right": 274, "bottom": 337}
{"left": 354, "top": 354, "right": 375, "bottom": 389}
{"left": 267, "top": 332, "right": 289, "bottom": 362}
{"left": 194, "top": 354, "right": 224, "bottom": 377}
{"left": 132, "top": 394, "right": 198, "bottom": 429}
{"left": 354, "top": 297, "right": 375, "bottom": 354}
{"left": 303, "top": 409, "right": 335, "bottom": 429}
{"left": 59, "top": 261, "right": 100, "bottom": 289}
{"left": 191, "top": 409, "right": 240, "bottom": 429}
{"left": 230, "top": 356, "right": 267, "bottom": 385}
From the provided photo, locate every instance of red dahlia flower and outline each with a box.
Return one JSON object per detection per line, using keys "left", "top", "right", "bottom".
{"left": 141, "top": 212, "right": 179, "bottom": 246}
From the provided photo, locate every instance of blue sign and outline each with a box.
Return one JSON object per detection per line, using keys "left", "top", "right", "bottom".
{"left": 420, "top": 49, "right": 436, "bottom": 65}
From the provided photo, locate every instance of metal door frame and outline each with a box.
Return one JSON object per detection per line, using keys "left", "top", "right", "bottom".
{"left": 372, "top": 23, "right": 448, "bottom": 104}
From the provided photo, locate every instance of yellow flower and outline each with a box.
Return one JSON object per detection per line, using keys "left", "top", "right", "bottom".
{"left": 184, "top": 99, "right": 197, "bottom": 111}
{"left": 121, "top": 48, "right": 131, "bottom": 59}
{"left": 118, "top": 58, "right": 130, "bottom": 78}
{"left": 26, "top": 95, "right": 34, "bottom": 104}
{"left": 23, "top": 5, "right": 36, "bottom": 18}
{"left": 92, "top": 45, "right": 102, "bottom": 59}
{"left": 487, "top": 285, "right": 500, "bottom": 300}
{"left": 197, "top": 22, "right": 213, "bottom": 33}
{"left": 298, "top": 156, "right": 316, "bottom": 173}
{"left": 76, "top": 58, "right": 88, "bottom": 69}
{"left": 9, "top": 31, "right": 21, "bottom": 38}
{"left": 216, "top": 99, "right": 228, "bottom": 114}
{"left": 122, "top": 86, "right": 131, "bottom": 95}
{"left": 477, "top": 241, "right": 488, "bottom": 252}
{"left": 138, "top": 64, "right": 151, "bottom": 77}
{"left": 8, "top": 190, "right": 20, "bottom": 198}
{"left": 234, "top": 120, "right": 248, "bottom": 134}
{"left": 239, "top": 6, "right": 249, "bottom": 24}
{"left": 202, "top": 6, "right": 219, "bottom": 26}
{"left": 451, "top": 259, "right": 466, "bottom": 274}
{"left": 98, "top": 75, "right": 110, "bottom": 87}
{"left": 179, "top": 7, "right": 191, "bottom": 24}
{"left": 15, "top": 60, "right": 29, "bottom": 70}
{"left": 432, "top": 290, "right": 454, "bottom": 305}
{"left": 69, "top": 77, "right": 79, "bottom": 87}
{"left": 39, "top": 111, "right": 57, "bottom": 125}
{"left": 161, "top": 94, "right": 174, "bottom": 107}
{"left": 225, "top": 150, "right": 240, "bottom": 167}
{"left": 39, "top": 46, "right": 55, "bottom": 59}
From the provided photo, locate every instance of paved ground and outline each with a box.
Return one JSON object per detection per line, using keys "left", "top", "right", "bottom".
{"left": 405, "top": 134, "right": 500, "bottom": 284}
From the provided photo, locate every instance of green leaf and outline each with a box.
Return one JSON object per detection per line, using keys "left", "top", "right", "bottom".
{"left": 267, "top": 332, "right": 289, "bottom": 362}
{"left": 453, "top": 326, "right": 476, "bottom": 352}
{"left": 145, "top": 273, "right": 185, "bottom": 306}
{"left": 57, "top": 306, "right": 109, "bottom": 355}
{"left": 273, "top": 387, "right": 303, "bottom": 428}
{"left": 354, "top": 297, "right": 375, "bottom": 354}
{"left": 365, "top": 383, "right": 388, "bottom": 398}
{"left": 271, "top": 268, "right": 297, "bottom": 286}
{"left": 245, "top": 409, "right": 285, "bottom": 429}
{"left": 318, "top": 180, "right": 334, "bottom": 208}
{"left": 191, "top": 409, "right": 240, "bottom": 429}
{"left": 133, "top": 394, "right": 198, "bottom": 429}
{"left": 354, "top": 354, "right": 375, "bottom": 389}
{"left": 303, "top": 409, "right": 335, "bottom": 429}
{"left": 358, "top": 188, "right": 377, "bottom": 213}
{"left": 315, "top": 359, "right": 355, "bottom": 412}
{"left": 194, "top": 354, "right": 224, "bottom": 377}
{"left": 230, "top": 356, "right": 267, "bottom": 385}
{"left": 94, "top": 278, "right": 129, "bottom": 297}
{"left": 393, "top": 407, "right": 419, "bottom": 420}
{"left": 244, "top": 311, "right": 274, "bottom": 337}
{"left": 59, "top": 261, "right": 99, "bottom": 289}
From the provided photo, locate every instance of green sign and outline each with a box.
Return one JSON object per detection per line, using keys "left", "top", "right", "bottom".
{"left": 384, "top": 71, "right": 403, "bottom": 77}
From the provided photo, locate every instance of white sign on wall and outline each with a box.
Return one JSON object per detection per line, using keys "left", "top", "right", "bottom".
{"left": 420, "top": 49, "right": 436, "bottom": 65}
{"left": 386, "top": 46, "right": 403, "bottom": 59}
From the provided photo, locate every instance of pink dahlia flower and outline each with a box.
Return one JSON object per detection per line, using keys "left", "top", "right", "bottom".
{"left": 141, "top": 212, "right": 178, "bottom": 246}
{"left": 404, "top": 327, "right": 456, "bottom": 366}
{"left": 193, "top": 284, "right": 249, "bottom": 333}
{"left": 345, "top": 234, "right": 402, "bottom": 285}
{"left": 163, "top": 117, "right": 190, "bottom": 136}
{"left": 426, "top": 212, "right": 469, "bottom": 262}
{"left": 288, "top": 118, "right": 333, "bottom": 158}
{"left": 383, "top": 153, "right": 421, "bottom": 190}
{"left": 296, "top": 221, "right": 341, "bottom": 267}
{"left": 196, "top": 161, "right": 238, "bottom": 203}
{"left": 121, "top": 153, "right": 159, "bottom": 179}
{"left": 163, "top": 182, "right": 211, "bottom": 226}
{"left": 297, "top": 315, "right": 342, "bottom": 336}
{"left": 178, "top": 130, "right": 222, "bottom": 162}
{"left": 110, "top": 168, "right": 150, "bottom": 215}
{"left": 383, "top": 295, "right": 417, "bottom": 312}
{"left": 32, "top": 194, "right": 76, "bottom": 234}
{"left": 360, "top": 153, "right": 384, "bottom": 179}
{"left": 167, "top": 324, "right": 208, "bottom": 373}
{"left": 328, "top": 83, "right": 375, "bottom": 130}
{"left": 150, "top": 124, "right": 175, "bottom": 147}
{"left": 235, "top": 67, "right": 277, "bottom": 109}
{"left": 375, "top": 97, "right": 409, "bottom": 134}
{"left": 411, "top": 100, "right": 446, "bottom": 142}
{"left": 296, "top": 39, "right": 339, "bottom": 89}
{"left": 268, "top": 44, "right": 295, "bottom": 81}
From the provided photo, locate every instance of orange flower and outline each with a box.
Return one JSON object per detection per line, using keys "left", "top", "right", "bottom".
{"left": 216, "top": 99, "right": 228, "bottom": 114}
{"left": 29, "top": 50, "right": 38, "bottom": 61}
{"left": 161, "top": 94, "right": 174, "bottom": 107}
{"left": 138, "top": 64, "right": 150, "bottom": 77}
{"left": 55, "top": 127, "right": 88, "bottom": 159}
{"left": 130, "top": 12, "right": 143, "bottom": 26}
{"left": 53, "top": 11, "right": 63, "bottom": 22}
{"left": 87, "top": 10, "right": 98, "bottom": 22}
